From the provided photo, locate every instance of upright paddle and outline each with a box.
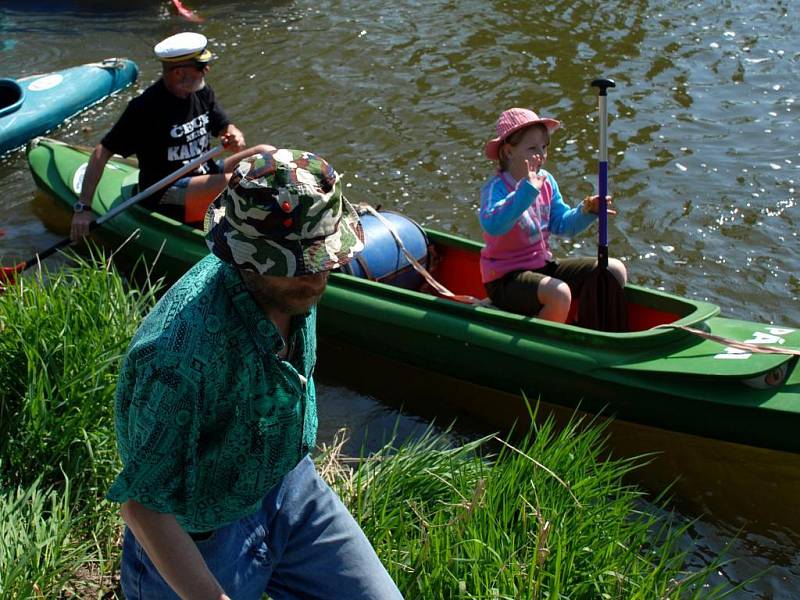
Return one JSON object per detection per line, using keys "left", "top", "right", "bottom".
{"left": 171, "top": 0, "right": 204, "bottom": 22}
{"left": 577, "top": 78, "right": 627, "bottom": 332}
{"left": 593, "top": 78, "right": 613, "bottom": 272}
{"left": 0, "top": 145, "right": 223, "bottom": 287}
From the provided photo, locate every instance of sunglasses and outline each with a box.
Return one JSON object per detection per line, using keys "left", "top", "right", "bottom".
{"left": 169, "top": 61, "right": 210, "bottom": 72}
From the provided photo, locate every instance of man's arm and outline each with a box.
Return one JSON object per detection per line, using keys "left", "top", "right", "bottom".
{"left": 70, "top": 144, "right": 113, "bottom": 242}
{"left": 121, "top": 499, "right": 231, "bottom": 600}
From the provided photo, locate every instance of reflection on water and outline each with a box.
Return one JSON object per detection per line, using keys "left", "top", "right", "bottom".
{"left": 2, "top": 0, "right": 799, "bottom": 596}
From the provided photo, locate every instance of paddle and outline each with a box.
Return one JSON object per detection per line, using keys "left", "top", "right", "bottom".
{"left": 172, "top": 0, "right": 204, "bottom": 22}
{"left": 0, "top": 145, "right": 223, "bottom": 287}
{"left": 577, "top": 78, "right": 627, "bottom": 332}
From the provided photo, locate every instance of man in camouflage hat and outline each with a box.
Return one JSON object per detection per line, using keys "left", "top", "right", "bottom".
{"left": 205, "top": 148, "right": 365, "bottom": 278}
{"left": 108, "top": 149, "right": 403, "bottom": 600}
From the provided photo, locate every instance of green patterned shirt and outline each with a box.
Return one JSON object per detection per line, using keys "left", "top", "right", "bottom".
{"left": 107, "top": 254, "right": 318, "bottom": 532}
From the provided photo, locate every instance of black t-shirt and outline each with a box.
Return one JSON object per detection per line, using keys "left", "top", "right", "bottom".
{"left": 102, "top": 79, "right": 230, "bottom": 203}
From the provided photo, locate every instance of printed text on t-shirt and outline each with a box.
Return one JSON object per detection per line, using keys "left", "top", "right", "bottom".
{"left": 168, "top": 113, "right": 210, "bottom": 162}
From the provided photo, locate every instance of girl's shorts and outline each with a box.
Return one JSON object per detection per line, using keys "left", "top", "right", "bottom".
{"left": 483, "top": 257, "right": 597, "bottom": 316}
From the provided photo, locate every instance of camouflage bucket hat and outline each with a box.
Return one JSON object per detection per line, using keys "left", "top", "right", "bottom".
{"left": 204, "top": 149, "right": 365, "bottom": 276}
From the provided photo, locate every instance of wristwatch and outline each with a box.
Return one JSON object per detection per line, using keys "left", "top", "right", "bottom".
{"left": 73, "top": 201, "right": 89, "bottom": 213}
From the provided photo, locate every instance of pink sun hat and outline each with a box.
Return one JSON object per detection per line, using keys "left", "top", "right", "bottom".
{"left": 484, "top": 107, "right": 561, "bottom": 160}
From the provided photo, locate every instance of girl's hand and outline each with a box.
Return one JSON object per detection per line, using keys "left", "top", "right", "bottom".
{"left": 582, "top": 194, "right": 617, "bottom": 215}
{"left": 525, "top": 157, "right": 547, "bottom": 191}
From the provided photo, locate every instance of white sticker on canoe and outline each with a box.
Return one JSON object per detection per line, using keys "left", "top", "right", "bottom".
{"left": 71, "top": 162, "right": 119, "bottom": 195}
{"left": 714, "top": 326, "right": 796, "bottom": 360}
{"left": 28, "top": 74, "right": 64, "bottom": 92}
{"left": 73, "top": 164, "right": 86, "bottom": 194}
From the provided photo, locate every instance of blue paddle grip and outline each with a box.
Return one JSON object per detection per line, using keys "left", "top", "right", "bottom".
{"left": 599, "top": 160, "right": 608, "bottom": 248}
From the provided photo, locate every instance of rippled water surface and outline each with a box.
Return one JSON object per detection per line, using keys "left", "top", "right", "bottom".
{"left": 1, "top": 0, "right": 798, "bottom": 596}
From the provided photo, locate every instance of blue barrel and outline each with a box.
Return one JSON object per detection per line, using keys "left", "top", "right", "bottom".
{"left": 343, "top": 211, "right": 429, "bottom": 289}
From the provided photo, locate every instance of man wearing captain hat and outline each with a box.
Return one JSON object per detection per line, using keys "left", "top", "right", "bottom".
{"left": 71, "top": 32, "right": 272, "bottom": 240}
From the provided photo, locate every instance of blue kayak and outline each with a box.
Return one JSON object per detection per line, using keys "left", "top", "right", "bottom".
{"left": 0, "top": 57, "right": 138, "bottom": 155}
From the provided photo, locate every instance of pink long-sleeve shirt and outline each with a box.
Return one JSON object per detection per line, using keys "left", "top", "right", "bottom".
{"left": 478, "top": 170, "right": 596, "bottom": 283}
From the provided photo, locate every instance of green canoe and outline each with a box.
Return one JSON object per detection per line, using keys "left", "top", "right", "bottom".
{"left": 26, "top": 137, "right": 800, "bottom": 453}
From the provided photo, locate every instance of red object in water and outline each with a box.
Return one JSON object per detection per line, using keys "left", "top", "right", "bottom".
{"left": 0, "top": 262, "right": 25, "bottom": 290}
{"left": 171, "top": 0, "right": 204, "bottom": 23}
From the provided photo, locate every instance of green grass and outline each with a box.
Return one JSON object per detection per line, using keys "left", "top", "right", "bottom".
{"left": 320, "top": 418, "right": 742, "bottom": 599}
{"left": 0, "top": 255, "right": 744, "bottom": 598}
{"left": 0, "top": 249, "right": 158, "bottom": 492}
{"left": 0, "top": 251, "right": 159, "bottom": 598}
{"left": 0, "top": 477, "right": 91, "bottom": 599}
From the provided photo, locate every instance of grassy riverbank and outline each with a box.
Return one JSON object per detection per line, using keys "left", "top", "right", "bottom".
{"left": 0, "top": 257, "right": 741, "bottom": 598}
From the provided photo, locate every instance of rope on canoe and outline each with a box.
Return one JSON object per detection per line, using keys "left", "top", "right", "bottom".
{"left": 656, "top": 324, "right": 800, "bottom": 356}
{"left": 359, "top": 204, "right": 486, "bottom": 306}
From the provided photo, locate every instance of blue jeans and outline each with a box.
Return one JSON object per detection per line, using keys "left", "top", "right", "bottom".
{"left": 121, "top": 456, "right": 403, "bottom": 599}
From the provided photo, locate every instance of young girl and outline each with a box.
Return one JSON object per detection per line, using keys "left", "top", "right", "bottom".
{"left": 478, "top": 107, "right": 627, "bottom": 323}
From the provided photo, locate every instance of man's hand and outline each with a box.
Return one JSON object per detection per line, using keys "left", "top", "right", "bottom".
{"left": 220, "top": 125, "right": 246, "bottom": 153}
{"left": 121, "top": 500, "right": 229, "bottom": 600}
{"left": 70, "top": 211, "right": 94, "bottom": 243}
{"left": 70, "top": 143, "right": 112, "bottom": 242}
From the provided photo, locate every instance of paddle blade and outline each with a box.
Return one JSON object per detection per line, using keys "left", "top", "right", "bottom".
{"left": 172, "top": 0, "right": 204, "bottom": 22}
{"left": 577, "top": 268, "right": 627, "bottom": 332}
{"left": 0, "top": 262, "right": 25, "bottom": 291}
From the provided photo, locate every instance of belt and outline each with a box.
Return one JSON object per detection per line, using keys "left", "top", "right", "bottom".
{"left": 188, "top": 530, "right": 214, "bottom": 542}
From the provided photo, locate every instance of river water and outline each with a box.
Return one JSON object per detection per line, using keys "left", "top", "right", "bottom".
{"left": 1, "top": 0, "right": 798, "bottom": 596}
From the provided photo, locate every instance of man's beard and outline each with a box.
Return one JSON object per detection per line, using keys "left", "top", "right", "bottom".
{"left": 240, "top": 270, "right": 329, "bottom": 316}
{"left": 186, "top": 78, "right": 205, "bottom": 93}
{"left": 177, "top": 74, "right": 206, "bottom": 94}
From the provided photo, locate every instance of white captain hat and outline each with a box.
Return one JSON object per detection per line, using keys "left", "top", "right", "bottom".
{"left": 154, "top": 32, "right": 213, "bottom": 63}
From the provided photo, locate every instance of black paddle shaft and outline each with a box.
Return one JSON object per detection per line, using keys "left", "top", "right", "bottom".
{"left": 19, "top": 215, "right": 112, "bottom": 269}
{"left": 12, "top": 145, "right": 223, "bottom": 273}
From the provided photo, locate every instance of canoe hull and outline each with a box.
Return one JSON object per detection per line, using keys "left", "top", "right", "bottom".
{"left": 318, "top": 280, "right": 800, "bottom": 451}
{"left": 25, "top": 137, "right": 800, "bottom": 453}
{"left": 0, "top": 58, "right": 138, "bottom": 155}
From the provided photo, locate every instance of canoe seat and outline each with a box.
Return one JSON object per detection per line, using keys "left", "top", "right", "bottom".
{"left": 0, "top": 79, "right": 23, "bottom": 117}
